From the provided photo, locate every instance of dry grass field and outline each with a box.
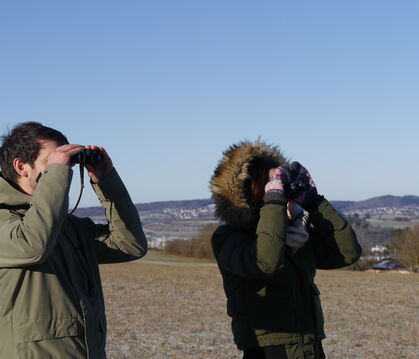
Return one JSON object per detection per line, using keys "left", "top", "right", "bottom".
{"left": 100, "top": 260, "right": 418, "bottom": 359}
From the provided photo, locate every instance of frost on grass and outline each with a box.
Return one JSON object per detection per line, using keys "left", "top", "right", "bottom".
{"left": 101, "top": 263, "right": 418, "bottom": 359}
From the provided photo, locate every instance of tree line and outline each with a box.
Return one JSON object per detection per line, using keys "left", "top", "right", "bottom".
{"left": 164, "top": 224, "right": 217, "bottom": 260}
{"left": 164, "top": 219, "right": 419, "bottom": 272}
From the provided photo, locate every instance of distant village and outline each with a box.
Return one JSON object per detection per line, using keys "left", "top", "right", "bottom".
{"left": 78, "top": 196, "right": 419, "bottom": 270}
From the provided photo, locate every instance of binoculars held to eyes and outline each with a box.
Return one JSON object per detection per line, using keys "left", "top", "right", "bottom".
{"left": 70, "top": 149, "right": 104, "bottom": 165}
{"left": 283, "top": 162, "right": 309, "bottom": 198}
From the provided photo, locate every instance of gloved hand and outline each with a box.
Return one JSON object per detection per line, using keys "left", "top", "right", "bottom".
{"left": 286, "top": 161, "right": 319, "bottom": 210}
{"left": 286, "top": 201, "right": 310, "bottom": 250}
{"left": 286, "top": 220, "right": 310, "bottom": 249}
{"left": 264, "top": 167, "right": 291, "bottom": 203}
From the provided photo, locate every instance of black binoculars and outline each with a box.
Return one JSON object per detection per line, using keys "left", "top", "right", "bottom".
{"left": 70, "top": 149, "right": 103, "bottom": 165}
{"left": 283, "top": 162, "right": 309, "bottom": 197}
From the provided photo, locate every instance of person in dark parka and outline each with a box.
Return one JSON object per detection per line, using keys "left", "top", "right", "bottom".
{"left": 210, "top": 140, "right": 362, "bottom": 359}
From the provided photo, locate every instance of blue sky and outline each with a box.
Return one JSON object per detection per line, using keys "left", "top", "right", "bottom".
{"left": 1, "top": 1, "right": 418, "bottom": 207}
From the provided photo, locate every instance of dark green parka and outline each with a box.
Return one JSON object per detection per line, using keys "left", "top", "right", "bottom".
{"left": 210, "top": 141, "right": 361, "bottom": 350}
{"left": 0, "top": 164, "right": 148, "bottom": 359}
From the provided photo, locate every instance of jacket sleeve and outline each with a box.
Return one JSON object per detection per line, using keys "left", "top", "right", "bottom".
{"left": 310, "top": 198, "right": 362, "bottom": 269}
{"left": 0, "top": 164, "right": 72, "bottom": 267}
{"left": 212, "top": 202, "right": 288, "bottom": 279}
{"left": 91, "top": 168, "right": 148, "bottom": 264}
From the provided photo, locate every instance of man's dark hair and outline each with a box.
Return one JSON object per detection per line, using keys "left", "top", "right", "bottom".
{"left": 0, "top": 122, "right": 69, "bottom": 182}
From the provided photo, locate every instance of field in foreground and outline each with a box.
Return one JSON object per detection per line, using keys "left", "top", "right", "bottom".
{"left": 100, "top": 262, "right": 418, "bottom": 359}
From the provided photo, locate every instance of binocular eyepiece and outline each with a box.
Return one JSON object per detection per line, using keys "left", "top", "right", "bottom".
{"left": 287, "top": 179, "right": 308, "bottom": 195}
{"left": 70, "top": 149, "right": 103, "bottom": 165}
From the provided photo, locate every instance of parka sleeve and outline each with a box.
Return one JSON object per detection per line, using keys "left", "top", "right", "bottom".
{"left": 91, "top": 168, "right": 148, "bottom": 264}
{"left": 310, "top": 199, "right": 362, "bottom": 269}
{"left": 212, "top": 202, "right": 288, "bottom": 278}
{"left": 0, "top": 164, "right": 72, "bottom": 267}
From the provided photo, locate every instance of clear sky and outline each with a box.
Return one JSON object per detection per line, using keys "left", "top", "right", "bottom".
{"left": 1, "top": 1, "right": 418, "bottom": 207}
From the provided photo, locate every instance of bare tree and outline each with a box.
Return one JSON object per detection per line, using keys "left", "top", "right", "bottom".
{"left": 165, "top": 224, "right": 218, "bottom": 259}
{"left": 392, "top": 224, "right": 419, "bottom": 272}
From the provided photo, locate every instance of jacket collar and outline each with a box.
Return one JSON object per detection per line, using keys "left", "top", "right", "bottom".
{"left": 0, "top": 173, "right": 31, "bottom": 208}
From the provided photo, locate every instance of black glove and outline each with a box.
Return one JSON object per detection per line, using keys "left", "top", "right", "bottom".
{"left": 286, "top": 162, "right": 321, "bottom": 210}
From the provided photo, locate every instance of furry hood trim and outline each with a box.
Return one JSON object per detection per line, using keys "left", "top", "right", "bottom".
{"left": 210, "top": 140, "right": 288, "bottom": 231}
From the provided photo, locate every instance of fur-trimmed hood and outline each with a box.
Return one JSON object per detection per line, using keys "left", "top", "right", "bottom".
{"left": 210, "top": 140, "right": 288, "bottom": 231}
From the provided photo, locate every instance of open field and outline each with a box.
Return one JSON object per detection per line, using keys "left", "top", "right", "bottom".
{"left": 101, "top": 262, "right": 418, "bottom": 359}
{"left": 138, "top": 249, "right": 216, "bottom": 266}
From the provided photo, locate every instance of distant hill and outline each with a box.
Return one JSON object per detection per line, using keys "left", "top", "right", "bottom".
{"left": 74, "top": 195, "right": 419, "bottom": 218}
{"left": 74, "top": 199, "right": 212, "bottom": 218}
{"left": 135, "top": 199, "right": 213, "bottom": 212}
{"left": 332, "top": 195, "right": 419, "bottom": 212}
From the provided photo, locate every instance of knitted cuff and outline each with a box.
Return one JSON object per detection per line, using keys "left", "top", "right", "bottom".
{"left": 264, "top": 190, "right": 286, "bottom": 204}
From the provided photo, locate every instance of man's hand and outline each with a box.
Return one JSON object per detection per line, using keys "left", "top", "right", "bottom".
{"left": 83, "top": 146, "right": 114, "bottom": 184}
{"left": 47, "top": 144, "right": 85, "bottom": 166}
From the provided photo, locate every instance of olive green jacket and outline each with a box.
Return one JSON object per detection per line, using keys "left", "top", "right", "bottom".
{"left": 212, "top": 199, "right": 361, "bottom": 350}
{"left": 0, "top": 164, "right": 147, "bottom": 359}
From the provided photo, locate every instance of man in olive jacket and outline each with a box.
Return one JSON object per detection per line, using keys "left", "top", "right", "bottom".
{"left": 0, "top": 122, "right": 148, "bottom": 359}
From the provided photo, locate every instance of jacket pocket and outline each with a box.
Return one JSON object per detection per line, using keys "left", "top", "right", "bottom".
{"left": 247, "top": 295, "right": 297, "bottom": 332}
{"left": 13, "top": 317, "right": 77, "bottom": 343}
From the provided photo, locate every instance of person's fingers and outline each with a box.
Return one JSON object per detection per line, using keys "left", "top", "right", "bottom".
{"left": 55, "top": 144, "right": 84, "bottom": 152}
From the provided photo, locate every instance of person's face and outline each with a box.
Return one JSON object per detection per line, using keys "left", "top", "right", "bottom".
{"left": 23, "top": 140, "right": 59, "bottom": 195}
{"left": 248, "top": 167, "right": 270, "bottom": 209}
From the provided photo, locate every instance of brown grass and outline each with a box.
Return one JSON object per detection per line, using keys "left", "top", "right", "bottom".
{"left": 100, "top": 263, "right": 418, "bottom": 359}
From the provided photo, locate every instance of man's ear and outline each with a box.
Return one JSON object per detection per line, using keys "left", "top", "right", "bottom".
{"left": 13, "top": 158, "right": 30, "bottom": 178}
